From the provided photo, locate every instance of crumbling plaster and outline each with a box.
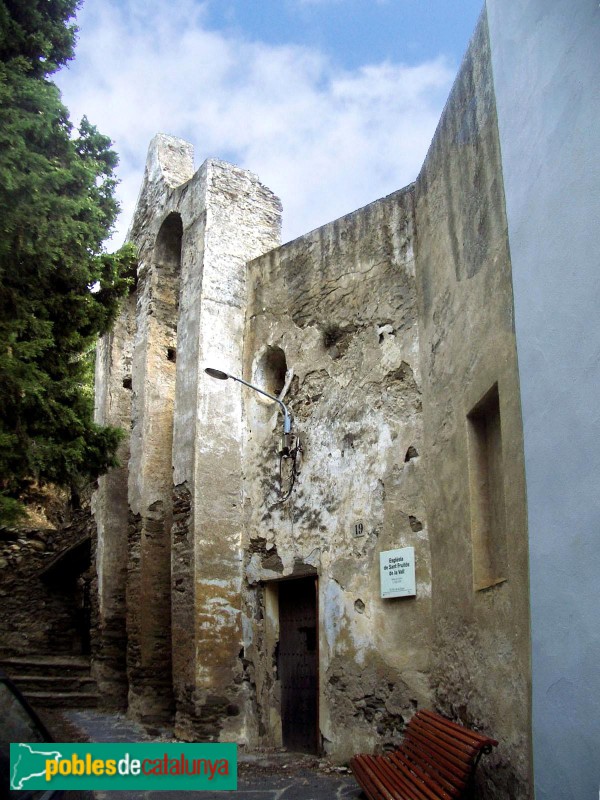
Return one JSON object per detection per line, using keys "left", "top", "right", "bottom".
{"left": 240, "top": 187, "right": 433, "bottom": 761}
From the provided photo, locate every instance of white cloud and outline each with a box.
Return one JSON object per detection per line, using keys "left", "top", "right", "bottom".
{"left": 56, "top": 0, "right": 453, "bottom": 247}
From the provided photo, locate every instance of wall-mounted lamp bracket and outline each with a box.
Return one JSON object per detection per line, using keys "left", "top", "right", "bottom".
{"left": 278, "top": 433, "right": 303, "bottom": 502}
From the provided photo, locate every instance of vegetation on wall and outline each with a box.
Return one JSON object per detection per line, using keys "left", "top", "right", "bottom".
{"left": 0, "top": 0, "right": 136, "bottom": 524}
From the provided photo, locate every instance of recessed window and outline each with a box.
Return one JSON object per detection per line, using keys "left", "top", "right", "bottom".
{"left": 253, "top": 346, "right": 287, "bottom": 400}
{"left": 467, "top": 384, "right": 508, "bottom": 591}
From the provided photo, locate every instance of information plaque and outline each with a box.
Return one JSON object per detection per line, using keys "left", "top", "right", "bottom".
{"left": 380, "top": 547, "right": 416, "bottom": 599}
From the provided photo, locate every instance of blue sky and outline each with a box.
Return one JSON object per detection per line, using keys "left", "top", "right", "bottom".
{"left": 203, "top": 0, "right": 482, "bottom": 69}
{"left": 56, "top": 0, "right": 483, "bottom": 245}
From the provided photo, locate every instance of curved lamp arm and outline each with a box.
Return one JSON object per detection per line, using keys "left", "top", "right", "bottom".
{"left": 205, "top": 368, "right": 292, "bottom": 434}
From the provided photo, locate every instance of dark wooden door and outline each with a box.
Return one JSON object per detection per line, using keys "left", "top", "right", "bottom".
{"left": 278, "top": 577, "right": 318, "bottom": 753}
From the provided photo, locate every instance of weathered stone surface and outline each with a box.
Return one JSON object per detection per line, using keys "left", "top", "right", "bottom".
{"left": 93, "top": 292, "right": 135, "bottom": 708}
{"left": 180, "top": 159, "right": 281, "bottom": 742}
{"left": 413, "top": 12, "right": 530, "bottom": 799}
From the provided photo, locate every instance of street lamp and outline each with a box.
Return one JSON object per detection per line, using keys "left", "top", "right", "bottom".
{"left": 205, "top": 366, "right": 301, "bottom": 500}
{"left": 204, "top": 367, "right": 292, "bottom": 446}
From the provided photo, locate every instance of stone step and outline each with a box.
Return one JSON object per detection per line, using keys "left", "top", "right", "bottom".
{"left": 9, "top": 674, "right": 97, "bottom": 694}
{"left": 26, "top": 690, "right": 100, "bottom": 709}
{"left": 1, "top": 654, "right": 99, "bottom": 709}
{"left": 0, "top": 654, "right": 91, "bottom": 677}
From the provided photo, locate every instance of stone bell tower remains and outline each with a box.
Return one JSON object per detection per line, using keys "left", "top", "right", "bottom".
{"left": 93, "top": 134, "right": 282, "bottom": 736}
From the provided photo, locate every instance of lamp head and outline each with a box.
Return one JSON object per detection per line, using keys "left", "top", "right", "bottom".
{"left": 205, "top": 367, "right": 229, "bottom": 380}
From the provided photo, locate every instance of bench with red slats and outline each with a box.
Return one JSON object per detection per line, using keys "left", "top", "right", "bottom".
{"left": 350, "top": 709, "right": 498, "bottom": 800}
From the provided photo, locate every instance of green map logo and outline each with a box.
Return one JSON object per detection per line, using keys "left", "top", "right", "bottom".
{"left": 10, "top": 742, "right": 237, "bottom": 791}
{"left": 11, "top": 743, "right": 63, "bottom": 790}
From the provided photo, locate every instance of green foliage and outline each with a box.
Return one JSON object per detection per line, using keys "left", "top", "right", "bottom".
{"left": 0, "top": 0, "right": 80, "bottom": 76}
{"left": 0, "top": 1, "right": 137, "bottom": 523}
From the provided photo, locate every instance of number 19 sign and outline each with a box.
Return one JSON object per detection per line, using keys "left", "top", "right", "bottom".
{"left": 380, "top": 547, "right": 416, "bottom": 599}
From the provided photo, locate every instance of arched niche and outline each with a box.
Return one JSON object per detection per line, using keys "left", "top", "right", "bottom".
{"left": 130, "top": 210, "right": 184, "bottom": 723}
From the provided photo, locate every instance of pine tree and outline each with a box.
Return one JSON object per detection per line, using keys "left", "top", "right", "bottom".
{"left": 0, "top": 0, "right": 136, "bottom": 523}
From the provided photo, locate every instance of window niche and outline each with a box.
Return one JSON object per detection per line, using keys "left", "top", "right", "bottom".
{"left": 252, "top": 345, "right": 288, "bottom": 401}
{"left": 467, "top": 384, "right": 508, "bottom": 591}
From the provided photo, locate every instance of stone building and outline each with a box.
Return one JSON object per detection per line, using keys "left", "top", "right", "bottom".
{"left": 93, "top": 2, "right": 600, "bottom": 799}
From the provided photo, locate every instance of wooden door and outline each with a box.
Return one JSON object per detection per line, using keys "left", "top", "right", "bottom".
{"left": 278, "top": 577, "right": 319, "bottom": 753}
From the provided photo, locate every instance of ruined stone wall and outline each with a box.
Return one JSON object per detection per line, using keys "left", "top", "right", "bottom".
{"left": 413, "top": 12, "right": 531, "bottom": 798}
{"left": 99, "top": 136, "right": 195, "bottom": 723}
{"left": 241, "top": 188, "right": 433, "bottom": 761}
{"left": 127, "top": 213, "right": 182, "bottom": 722}
{"left": 94, "top": 135, "right": 281, "bottom": 734}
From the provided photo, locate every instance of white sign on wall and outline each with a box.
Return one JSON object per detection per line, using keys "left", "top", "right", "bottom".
{"left": 380, "top": 547, "right": 416, "bottom": 599}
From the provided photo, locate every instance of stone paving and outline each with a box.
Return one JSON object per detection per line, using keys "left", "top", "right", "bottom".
{"left": 38, "top": 708, "right": 364, "bottom": 800}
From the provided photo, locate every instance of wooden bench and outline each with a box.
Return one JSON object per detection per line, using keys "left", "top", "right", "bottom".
{"left": 350, "top": 709, "right": 498, "bottom": 800}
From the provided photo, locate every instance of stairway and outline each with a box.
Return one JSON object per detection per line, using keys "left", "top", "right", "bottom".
{"left": 0, "top": 654, "right": 100, "bottom": 709}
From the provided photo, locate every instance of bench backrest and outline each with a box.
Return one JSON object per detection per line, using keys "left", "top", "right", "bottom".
{"left": 396, "top": 709, "right": 498, "bottom": 798}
